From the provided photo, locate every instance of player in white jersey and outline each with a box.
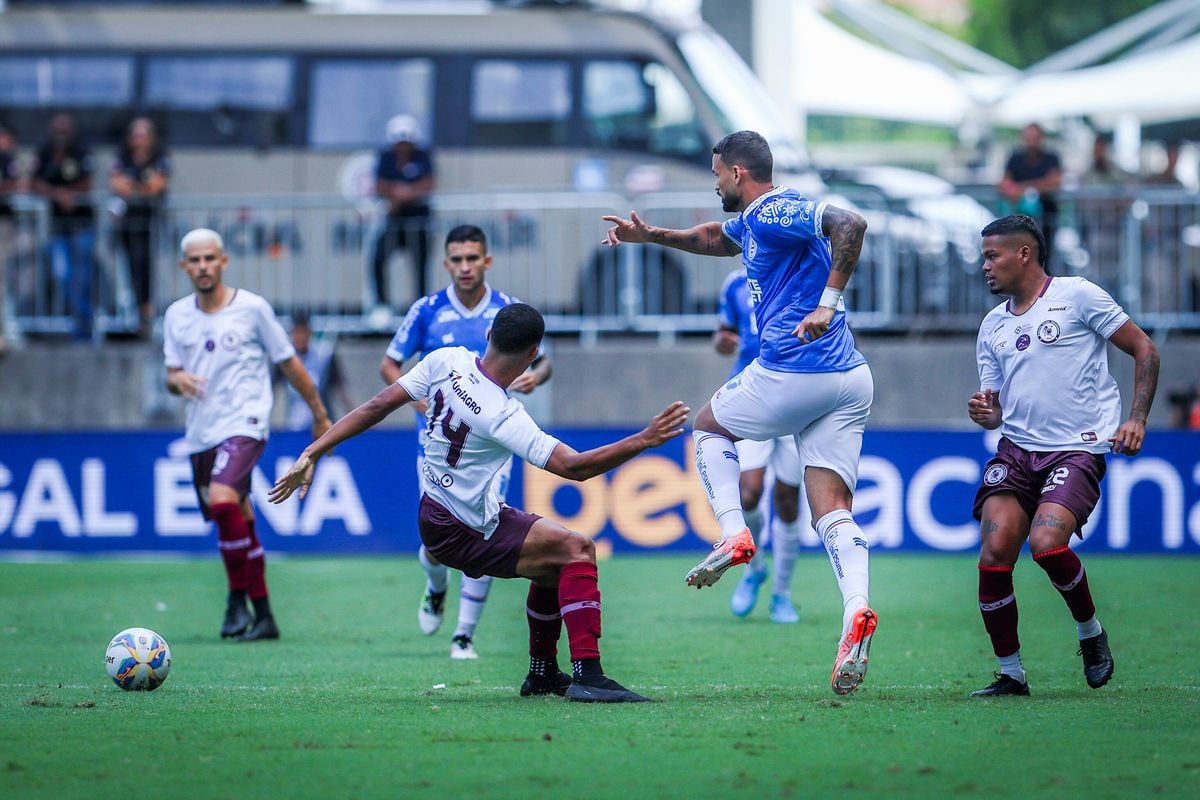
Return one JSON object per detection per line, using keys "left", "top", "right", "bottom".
{"left": 163, "top": 228, "right": 331, "bottom": 642}
{"left": 270, "top": 303, "right": 687, "bottom": 702}
{"left": 381, "top": 225, "right": 552, "bottom": 660}
{"left": 967, "top": 215, "right": 1159, "bottom": 697}
{"left": 604, "top": 130, "right": 878, "bottom": 695}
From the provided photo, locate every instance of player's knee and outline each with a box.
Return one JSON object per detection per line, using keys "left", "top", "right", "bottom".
{"left": 563, "top": 531, "right": 595, "bottom": 564}
{"left": 740, "top": 487, "right": 762, "bottom": 510}
{"left": 773, "top": 488, "right": 800, "bottom": 522}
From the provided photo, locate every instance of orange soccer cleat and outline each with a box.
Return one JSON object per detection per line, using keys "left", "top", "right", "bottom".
{"left": 685, "top": 528, "right": 757, "bottom": 589}
{"left": 831, "top": 607, "right": 878, "bottom": 695}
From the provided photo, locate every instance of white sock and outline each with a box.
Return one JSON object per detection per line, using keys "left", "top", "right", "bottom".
{"left": 693, "top": 431, "right": 746, "bottom": 539}
{"left": 771, "top": 516, "right": 801, "bottom": 597}
{"left": 1077, "top": 615, "right": 1102, "bottom": 640}
{"left": 999, "top": 651, "right": 1026, "bottom": 683}
{"left": 418, "top": 545, "right": 448, "bottom": 594}
{"left": 815, "top": 509, "right": 870, "bottom": 636}
{"left": 453, "top": 574, "right": 491, "bottom": 639}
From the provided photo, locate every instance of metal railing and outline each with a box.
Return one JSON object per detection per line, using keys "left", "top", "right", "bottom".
{"left": 2, "top": 186, "right": 1198, "bottom": 341}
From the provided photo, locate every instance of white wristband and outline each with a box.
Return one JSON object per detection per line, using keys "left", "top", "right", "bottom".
{"left": 818, "top": 287, "right": 843, "bottom": 309}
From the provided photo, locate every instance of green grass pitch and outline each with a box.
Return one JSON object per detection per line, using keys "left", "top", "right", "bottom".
{"left": 2, "top": 553, "right": 1197, "bottom": 799}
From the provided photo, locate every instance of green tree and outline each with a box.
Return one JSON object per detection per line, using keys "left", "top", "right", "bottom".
{"left": 968, "top": 0, "right": 1161, "bottom": 68}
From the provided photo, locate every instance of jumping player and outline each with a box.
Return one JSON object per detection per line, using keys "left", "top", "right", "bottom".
{"left": 163, "top": 228, "right": 331, "bottom": 642}
{"left": 715, "top": 268, "right": 804, "bottom": 623}
{"left": 603, "top": 130, "right": 878, "bottom": 695}
{"left": 381, "top": 224, "right": 552, "bottom": 659}
{"left": 968, "top": 214, "right": 1159, "bottom": 696}
{"left": 272, "top": 303, "right": 686, "bottom": 702}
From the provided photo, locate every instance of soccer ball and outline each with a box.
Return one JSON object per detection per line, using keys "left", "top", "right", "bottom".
{"left": 105, "top": 627, "right": 172, "bottom": 691}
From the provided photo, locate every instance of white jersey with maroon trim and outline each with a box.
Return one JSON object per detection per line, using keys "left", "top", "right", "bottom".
{"left": 397, "top": 346, "right": 560, "bottom": 537}
{"left": 163, "top": 289, "right": 295, "bottom": 453}
{"left": 976, "top": 276, "right": 1129, "bottom": 454}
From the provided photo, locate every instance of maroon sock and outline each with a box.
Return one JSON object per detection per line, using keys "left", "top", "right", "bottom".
{"left": 212, "top": 502, "right": 250, "bottom": 593}
{"left": 527, "top": 583, "right": 562, "bottom": 661}
{"left": 979, "top": 564, "right": 1020, "bottom": 658}
{"left": 559, "top": 561, "right": 602, "bottom": 662}
{"left": 244, "top": 518, "right": 269, "bottom": 602}
{"left": 1033, "top": 545, "right": 1096, "bottom": 622}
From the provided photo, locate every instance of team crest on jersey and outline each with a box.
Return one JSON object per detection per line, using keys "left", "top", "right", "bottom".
{"left": 746, "top": 235, "right": 758, "bottom": 260}
{"left": 984, "top": 464, "right": 1008, "bottom": 485}
{"left": 220, "top": 331, "right": 240, "bottom": 351}
{"left": 1015, "top": 334, "right": 1031, "bottom": 351}
{"left": 1037, "top": 320, "right": 1061, "bottom": 344}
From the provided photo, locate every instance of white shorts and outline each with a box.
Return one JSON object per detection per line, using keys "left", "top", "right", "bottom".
{"left": 734, "top": 436, "right": 802, "bottom": 485}
{"left": 712, "top": 360, "right": 873, "bottom": 493}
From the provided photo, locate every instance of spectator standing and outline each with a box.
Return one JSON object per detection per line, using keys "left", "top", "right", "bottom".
{"left": 0, "top": 123, "right": 24, "bottom": 355}
{"left": 110, "top": 117, "right": 170, "bottom": 337}
{"left": 32, "top": 112, "right": 96, "bottom": 339}
{"left": 284, "top": 312, "right": 352, "bottom": 431}
{"left": 999, "top": 123, "right": 1062, "bottom": 266}
{"left": 1078, "top": 132, "right": 1131, "bottom": 274}
{"left": 369, "top": 114, "right": 435, "bottom": 324}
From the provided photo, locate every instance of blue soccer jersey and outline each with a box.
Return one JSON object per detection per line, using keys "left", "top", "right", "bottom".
{"left": 717, "top": 269, "right": 759, "bottom": 378}
{"left": 387, "top": 285, "right": 523, "bottom": 429}
{"left": 721, "top": 187, "right": 866, "bottom": 374}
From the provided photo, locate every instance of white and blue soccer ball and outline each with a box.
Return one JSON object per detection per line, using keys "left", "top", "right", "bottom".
{"left": 105, "top": 627, "right": 172, "bottom": 691}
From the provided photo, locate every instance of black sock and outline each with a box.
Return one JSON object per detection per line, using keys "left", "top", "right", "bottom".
{"left": 572, "top": 658, "right": 603, "bottom": 681}
{"left": 228, "top": 589, "right": 247, "bottom": 609}
{"left": 529, "top": 656, "right": 557, "bottom": 678}
{"left": 251, "top": 595, "right": 273, "bottom": 620}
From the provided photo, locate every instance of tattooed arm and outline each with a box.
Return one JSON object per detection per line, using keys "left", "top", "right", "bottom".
{"left": 1107, "top": 320, "right": 1160, "bottom": 455}
{"left": 601, "top": 211, "right": 741, "bottom": 257}
{"left": 793, "top": 204, "right": 868, "bottom": 344}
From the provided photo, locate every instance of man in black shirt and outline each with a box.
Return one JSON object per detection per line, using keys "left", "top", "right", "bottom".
{"left": 31, "top": 113, "right": 96, "bottom": 340}
{"left": 999, "top": 123, "right": 1062, "bottom": 266}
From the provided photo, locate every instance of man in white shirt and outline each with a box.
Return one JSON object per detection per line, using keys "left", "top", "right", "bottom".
{"left": 270, "top": 303, "right": 688, "bottom": 702}
{"left": 164, "top": 228, "right": 331, "bottom": 642}
{"left": 967, "top": 214, "right": 1159, "bottom": 696}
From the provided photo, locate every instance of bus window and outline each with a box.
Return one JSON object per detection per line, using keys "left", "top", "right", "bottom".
{"left": 144, "top": 55, "right": 294, "bottom": 147}
{"left": 0, "top": 56, "right": 133, "bottom": 107}
{"left": 0, "top": 56, "right": 134, "bottom": 143}
{"left": 308, "top": 59, "right": 434, "bottom": 150}
{"left": 583, "top": 60, "right": 704, "bottom": 162}
{"left": 470, "top": 60, "right": 570, "bottom": 147}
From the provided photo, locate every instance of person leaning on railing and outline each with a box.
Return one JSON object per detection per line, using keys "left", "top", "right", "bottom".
{"left": 0, "top": 122, "right": 24, "bottom": 355}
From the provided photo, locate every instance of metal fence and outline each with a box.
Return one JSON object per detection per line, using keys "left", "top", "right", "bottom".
{"left": 2, "top": 186, "right": 1198, "bottom": 341}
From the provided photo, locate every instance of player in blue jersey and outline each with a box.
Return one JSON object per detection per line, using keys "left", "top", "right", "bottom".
{"left": 603, "top": 130, "right": 878, "bottom": 695}
{"left": 381, "top": 224, "right": 552, "bottom": 659}
{"left": 715, "top": 268, "right": 804, "bottom": 623}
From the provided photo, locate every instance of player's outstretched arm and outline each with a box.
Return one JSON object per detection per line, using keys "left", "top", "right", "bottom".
{"left": 602, "top": 212, "right": 740, "bottom": 257}
{"left": 1107, "top": 320, "right": 1160, "bottom": 455}
{"left": 269, "top": 382, "right": 414, "bottom": 503}
{"left": 543, "top": 401, "right": 689, "bottom": 482}
{"left": 967, "top": 389, "right": 1003, "bottom": 430}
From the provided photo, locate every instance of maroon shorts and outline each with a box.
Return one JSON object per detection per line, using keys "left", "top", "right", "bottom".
{"left": 190, "top": 436, "right": 266, "bottom": 520}
{"left": 418, "top": 495, "right": 540, "bottom": 579}
{"left": 973, "top": 437, "right": 1107, "bottom": 535}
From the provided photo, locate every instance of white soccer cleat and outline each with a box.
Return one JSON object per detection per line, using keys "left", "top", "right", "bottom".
{"left": 418, "top": 589, "right": 446, "bottom": 636}
{"left": 831, "top": 607, "right": 878, "bottom": 695}
{"left": 450, "top": 634, "right": 478, "bottom": 660}
{"left": 686, "top": 529, "right": 756, "bottom": 589}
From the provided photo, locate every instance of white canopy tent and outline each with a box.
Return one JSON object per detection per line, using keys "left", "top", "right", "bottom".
{"left": 991, "top": 35, "right": 1200, "bottom": 127}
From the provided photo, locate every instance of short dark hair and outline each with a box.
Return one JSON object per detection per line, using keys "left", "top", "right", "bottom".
{"left": 712, "top": 130, "right": 773, "bottom": 182}
{"left": 981, "top": 214, "right": 1047, "bottom": 267}
{"left": 445, "top": 224, "right": 488, "bottom": 253}
{"left": 489, "top": 303, "right": 544, "bottom": 355}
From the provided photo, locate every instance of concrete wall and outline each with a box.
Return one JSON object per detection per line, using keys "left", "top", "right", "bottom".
{"left": 1, "top": 334, "right": 1197, "bottom": 431}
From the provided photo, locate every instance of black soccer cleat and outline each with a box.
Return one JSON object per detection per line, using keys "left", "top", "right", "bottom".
{"left": 1078, "top": 630, "right": 1114, "bottom": 688}
{"left": 970, "top": 672, "right": 1030, "bottom": 697}
{"left": 520, "top": 669, "right": 573, "bottom": 697}
{"left": 565, "top": 675, "right": 651, "bottom": 703}
{"left": 220, "top": 603, "right": 252, "bottom": 639}
{"left": 237, "top": 616, "right": 280, "bottom": 642}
